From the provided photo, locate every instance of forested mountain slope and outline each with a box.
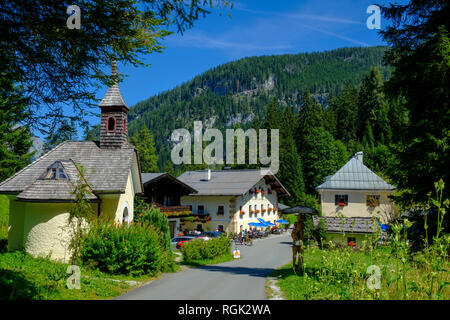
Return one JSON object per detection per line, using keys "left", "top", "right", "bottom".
{"left": 125, "top": 46, "right": 389, "bottom": 167}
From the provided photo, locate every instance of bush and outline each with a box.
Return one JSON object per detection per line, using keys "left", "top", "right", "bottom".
{"left": 182, "top": 236, "right": 231, "bottom": 261}
{"left": 134, "top": 205, "right": 171, "bottom": 251}
{"left": 81, "top": 221, "right": 175, "bottom": 276}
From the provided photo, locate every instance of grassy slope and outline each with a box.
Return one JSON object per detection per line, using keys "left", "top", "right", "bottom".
{"left": 0, "top": 251, "right": 157, "bottom": 300}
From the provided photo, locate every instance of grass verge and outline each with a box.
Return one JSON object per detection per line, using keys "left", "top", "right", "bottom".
{"left": 269, "top": 246, "right": 449, "bottom": 300}
{"left": 0, "top": 251, "right": 157, "bottom": 300}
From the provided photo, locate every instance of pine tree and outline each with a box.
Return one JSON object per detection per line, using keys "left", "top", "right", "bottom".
{"left": 295, "top": 89, "right": 324, "bottom": 149}
{"left": 43, "top": 118, "right": 78, "bottom": 152}
{"left": 131, "top": 126, "right": 159, "bottom": 173}
{"left": 278, "top": 135, "right": 305, "bottom": 206}
{"left": 331, "top": 82, "right": 359, "bottom": 143}
{"left": 0, "top": 79, "right": 33, "bottom": 181}
{"left": 263, "top": 99, "right": 282, "bottom": 130}
{"left": 362, "top": 121, "right": 375, "bottom": 151}
{"left": 358, "top": 67, "right": 389, "bottom": 143}
{"left": 301, "top": 127, "right": 348, "bottom": 194}
{"left": 164, "top": 159, "right": 175, "bottom": 176}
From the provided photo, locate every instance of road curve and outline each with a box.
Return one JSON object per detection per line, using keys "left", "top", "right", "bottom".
{"left": 116, "top": 232, "right": 292, "bottom": 300}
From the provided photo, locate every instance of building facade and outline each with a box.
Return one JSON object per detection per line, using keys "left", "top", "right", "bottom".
{"left": 316, "top": 151, "right": 396, "bottom": 239}
{"left": 178, "top": 169, "right": 289, "bottom": 233}
{"left": 141, "top": 172, "right": 197, "bottom": 238}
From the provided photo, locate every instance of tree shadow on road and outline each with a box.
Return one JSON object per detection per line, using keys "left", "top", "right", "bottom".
{"left": 196, "top": 265, "right": 276, "bottom": 278}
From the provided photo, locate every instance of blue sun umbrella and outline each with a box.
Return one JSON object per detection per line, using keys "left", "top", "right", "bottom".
{"left": 248, "top": 222, "right": 267, "bottom": 228}
{"left": 258, "top": 218, "right": 275, "bottom": 227}
{"left": 276, "top": 219, "right": 289, "bottom": 224}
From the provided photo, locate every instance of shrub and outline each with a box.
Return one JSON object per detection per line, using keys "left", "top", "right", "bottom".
{"left": 182, "top": 236, "right": 231, "bottom": 261}
{"left": 134, "top": 205, "right": 171, "bottom": 251}
{"left": 81, "top": 220, "right": 175, "bottom": 276}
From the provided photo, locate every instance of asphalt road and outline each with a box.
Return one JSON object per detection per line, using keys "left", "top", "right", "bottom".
{"left": 116, "top": 232, "right": 293, "bottom": 300}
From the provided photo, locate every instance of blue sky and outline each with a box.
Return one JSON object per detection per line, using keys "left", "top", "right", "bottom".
{"left": 45, "top": 0, "right": 407, "bottom": 138}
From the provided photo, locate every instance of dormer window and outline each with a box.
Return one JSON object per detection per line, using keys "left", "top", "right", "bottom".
{"left": 38, "top": 161, "right": 68, "bottom": 180}
{"left": 107, "top": 116, "right": 116, "bottom": 132}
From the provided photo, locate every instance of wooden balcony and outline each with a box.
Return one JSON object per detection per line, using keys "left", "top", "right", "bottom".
{"left": 153, "top": 203, "right": 193, "bottom": 218}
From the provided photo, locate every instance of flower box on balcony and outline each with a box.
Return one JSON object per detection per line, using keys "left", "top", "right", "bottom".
{"left": 268, "top": 208, "right": 273, "bottom": 212}
{"left": 200, "top": 217, "right": 211, "bottom": 223}
{"left": 338, "top": 202, "right": 345, "bottom": 207}
{"left": 255, "top": 209, "right": 260, "bottom": 213}
{"left": 239, "top": 211, "right": 245, "bottom": 215}
{"left": 256, "top": 190, "right": 261, "bottom": 194}
{"left": 261, "top": 209, "right": 266, "bottom": 212}
{"left": 249, "top": 210, "right": 254, "bottom": 214}
{"left": 182, "top": 216, "right": 199, "bottom": 222}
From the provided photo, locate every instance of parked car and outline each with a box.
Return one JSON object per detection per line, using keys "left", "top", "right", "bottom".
{"left": 171, "top": 235, "right": 199, "bottom": 250}
{"left": 200, "top": 231, "right": 223, "bottom": 239}
{"left": 176, "top": 236, "right": 209, "bottom": 250}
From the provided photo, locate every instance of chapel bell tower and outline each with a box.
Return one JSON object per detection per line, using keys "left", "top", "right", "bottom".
{"left": 99, "top": 60, "right": 129, "bottom": 149}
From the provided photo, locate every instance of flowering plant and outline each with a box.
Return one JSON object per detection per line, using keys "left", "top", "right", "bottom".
{"left": 239, "top": 210, "right": 245, "bottom": 214}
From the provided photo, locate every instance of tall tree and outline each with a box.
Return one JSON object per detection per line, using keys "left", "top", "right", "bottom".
{"left": 0, "top": 0, "right": 231, "bottom": 131}
{"left": 295, "top": 89, "right": 324, "bottom": 149}
{"left": 380, "top": 0, "right": 450, "bottom": 205}
{"left": 330, "top": 82, "right": 359, "bottom": 143}
{"left": 164, "top": 159, "right": 175, "bottom": 176}
{"left": 132, "top": 126, "right": 159, "bottom": 173}
{"left": 358, "top": 67, "right": 390, "bottom": 144}
{"left": 0, "top": 79, "right": 34, "bottom": 181}
{"left": 301, "top": 127, "right": 348, "bottom": 194}
{"left": 263, "top": 99, "right": 282, "bottom": 130}
{"left": 43, "top": 118, "right": 78, "bottom": 152}
{"left": 278, "top": 135, "right": 306, "bottom": 206}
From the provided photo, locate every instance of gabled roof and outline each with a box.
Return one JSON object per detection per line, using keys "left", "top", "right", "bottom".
{"left": 313, "top": 216, "right": 378, "bottom": 234}
{"left": 177, "top": 169, "right": 289, "bottom": 197}
{"left": 316, "top": 153, "right": 396, "bottom": 191}
{"left": 16, "top": 160, "right": 98, "bottom": 202}
{"left": 0, "top": 141, "right": 141, "bottom": 197}
{"left": 142, "top": 172, "right": 197, "bottom": 194}
{"left": 141, "top": 173, "right": 166, "bottom": 184}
